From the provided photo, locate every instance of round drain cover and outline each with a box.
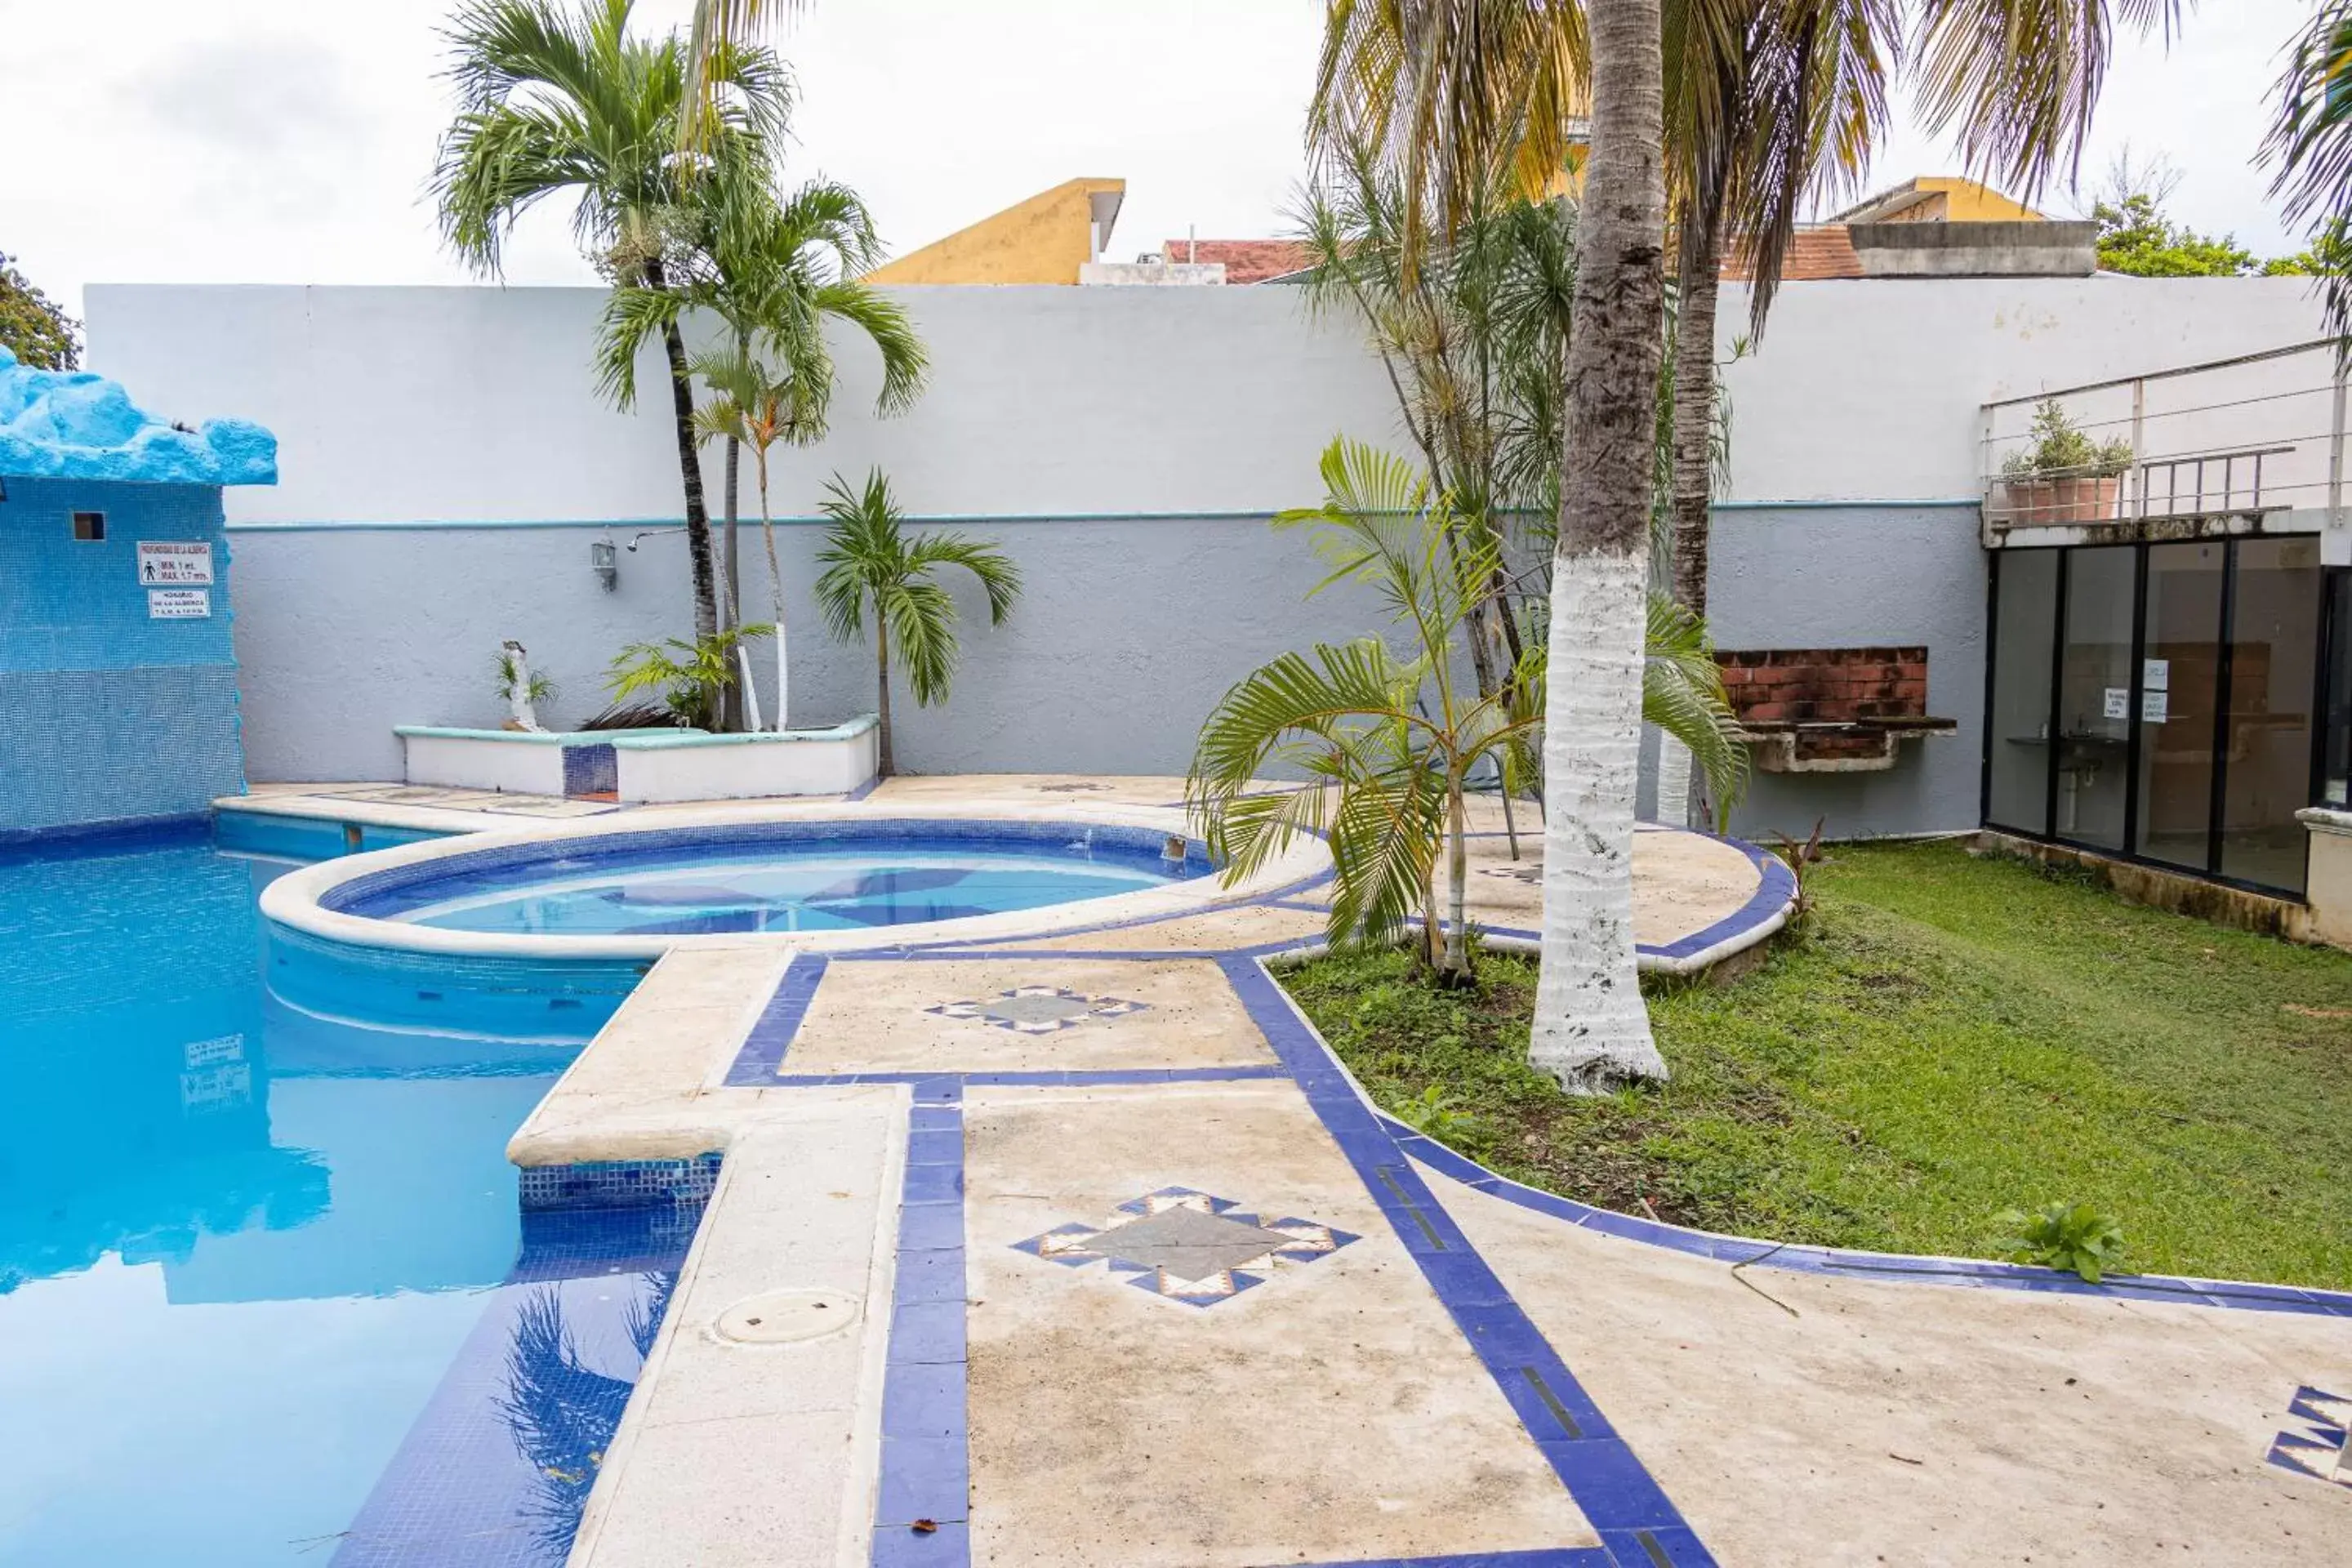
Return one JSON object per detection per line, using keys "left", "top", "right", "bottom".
{"left": 714, "top": 1289, "right": 862, "bottom": 1345}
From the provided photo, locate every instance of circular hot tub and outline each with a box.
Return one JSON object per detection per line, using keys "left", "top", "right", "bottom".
{"left": 261, "top": 804, "right": 1328, "bottom": 964}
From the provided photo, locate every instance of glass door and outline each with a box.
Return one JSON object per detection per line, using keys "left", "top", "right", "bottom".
{"left": 1985, "top": 550, "right": 2059, "bottom": 834}
{"left": 2219, "top": 537, "right": 2322, "bottom": 892}
{"left": 2132, "top": 541, "right": 2225, "bottom": 872}
{"left": 2054, "top": 546, "right": 2136, "bottom": 851}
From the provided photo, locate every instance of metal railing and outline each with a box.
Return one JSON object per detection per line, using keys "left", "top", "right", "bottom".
{"left": 1980, "top": 339, "right": 2348, "bottom": 532}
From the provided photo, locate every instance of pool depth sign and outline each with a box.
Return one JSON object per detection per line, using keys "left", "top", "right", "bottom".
{"left": 138, "top": 541, "right": 214, "bottom": 620}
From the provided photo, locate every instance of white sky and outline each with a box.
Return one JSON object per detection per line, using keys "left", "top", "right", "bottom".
{"left": 0, "top": 0, "right": 2325, "bottom": 316}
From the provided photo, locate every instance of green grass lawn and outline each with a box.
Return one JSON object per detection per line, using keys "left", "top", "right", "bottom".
{"left": 1280, "top": 840, "right": 2352, "bottom": 1289}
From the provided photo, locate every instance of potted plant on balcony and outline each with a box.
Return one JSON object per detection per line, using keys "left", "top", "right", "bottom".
{"left": 2001, "top": 398, "right": 2133, "bottom": 524}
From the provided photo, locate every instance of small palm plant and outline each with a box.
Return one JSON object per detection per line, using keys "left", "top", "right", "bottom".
{"left": 1189, "top": 438, "right": 1748, "bottom": 987}
{"left": 813, "top": 470, "right": 1021, "bottom": 776}
{"left": 690, "top": 340, "right": 808, "bottom": 728}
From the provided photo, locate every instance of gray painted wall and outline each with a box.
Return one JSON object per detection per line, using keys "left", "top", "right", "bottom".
{"left": 83, "top": 278, "right": 2329, "bottom": 822}
{"left": 225, "top": 517, "right": 1387, "bottom": 782}
{"left": 1707, "top": 504, "right": 1991, "bottom": 842}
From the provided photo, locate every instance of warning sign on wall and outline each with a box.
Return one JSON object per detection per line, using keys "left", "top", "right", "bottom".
{"left": 148, "top": 588, "right": 211, "bottom": 619}
{"left": 137, "top": 541, "right": 214, "bottom": 585}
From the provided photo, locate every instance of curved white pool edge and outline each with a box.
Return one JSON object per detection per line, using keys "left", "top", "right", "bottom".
{"left": 259, "top": 799, "right": 1330, "bottom": 962}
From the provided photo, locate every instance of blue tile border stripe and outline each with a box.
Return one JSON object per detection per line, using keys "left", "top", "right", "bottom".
{"left": 724, "top": 953, "right": 829, "bottom": 1084}
{"left": 873, "top": 1087, "right": 972, "bottom": 1567}
{"left": 1215, "top": 954, "right": 1717, "bottom": 1566}
{"left": 767, "top": 1066, "right": 1290, "bottom": 1087}
{"left": 1383, "top": 1116, "right": 2352, "bottom": 1319}
{"left": 1638, "top": 832, "right": 1797, "bottom": 964}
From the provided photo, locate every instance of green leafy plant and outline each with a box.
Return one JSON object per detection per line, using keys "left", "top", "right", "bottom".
{"left": 1188, "top": 438, "right": 1748, "bottom": 989}
{"left": 494, "top": 648, "right": 556, "bottom": 708}
{"left": 813, "top": 469, "right": 1021, "bottom": 777}
{"left": 1996, "top": 1201, "right": 2127, "bottom": 1283}
{"left": 606, "top": 624, "right": 772, "bottom": 730}
{"left": 1392, "top": 1083, "right": 1477, "bottom": 1141}
{"left": 2001, "top": 398, "right": 2133, "bottom": 480}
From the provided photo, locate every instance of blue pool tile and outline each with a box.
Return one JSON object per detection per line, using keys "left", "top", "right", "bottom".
{"left": 1539, "top": 1440, "right": 1686, "bottom": 1532}
{"left": 871, "top": 1519, "right": 970, "bottom": 1567}
{"left": 895, "top": 1247, "right": 970, "bottom": 1306}
{"left": 876, "top": 1436, "right": 971, "bottom": 1526}
{"left": 888, "top": 1300, "right": 968, "bottom": 1365}
{"left": 898, "top": 1200, "right": 967, "bottom": 1253}
{"left": 910, "top": 1105, "right": 964, "bottom": 1133}
{"left": 904, "top": 1160, "right": 964, "bottom": 1205}
{"left": 1597, "top": 1525, "right": 1717, "bottom": 1567}
{"left": 880, "top": 1361, "right": 966, "bottom": 1444}
{"left": 906, "top": 1127, "right": 964, "bottom": 1166}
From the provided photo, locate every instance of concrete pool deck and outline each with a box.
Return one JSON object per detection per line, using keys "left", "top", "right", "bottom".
{"left": 221, "top": 775, "right": 2352, "bottom": 1564}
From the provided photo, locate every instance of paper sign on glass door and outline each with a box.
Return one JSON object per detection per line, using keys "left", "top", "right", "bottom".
{"left": 2103, "top": 687, "right": 2129, "bottom": 719}
{"left": 2142, "top": 688, "right": 2168, "bottom": 723}
{"left": 2143, "top": 658, "right": 2170, "bottom": 692}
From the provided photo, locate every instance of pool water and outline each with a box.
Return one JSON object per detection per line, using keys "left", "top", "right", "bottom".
{"left": 328, "top": 825, "right": 1202, "bottom": 939}
{"left": 0, "top": 827, "right": 681, "bottom": 1566}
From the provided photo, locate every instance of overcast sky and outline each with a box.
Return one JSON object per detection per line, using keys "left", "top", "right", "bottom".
{"left": 0, "top": 0, "right": 2327, "bottom": 315}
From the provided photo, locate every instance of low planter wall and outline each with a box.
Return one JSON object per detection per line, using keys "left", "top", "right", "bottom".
{"left": 396, "top": 726, "right": 693, "bottom": 797}
{"left": 610, "top": 716, "right": 880, "bottom": 803}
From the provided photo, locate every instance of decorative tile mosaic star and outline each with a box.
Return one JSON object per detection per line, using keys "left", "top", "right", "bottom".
{"left": 926, "top": 985, "right": 1147, "bottom": 1034}
{"left": 1478, "top": 864, "right": 1543, "bottom": 884}
{"left": 1011, "top": 1186, "right": 1357, "bottom": 1307}
{"left": 2268, "top": 1385, "right": 2351, "bottom": 1490}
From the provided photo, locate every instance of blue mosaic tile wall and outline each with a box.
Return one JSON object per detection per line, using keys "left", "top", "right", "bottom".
{"left": 0, "top": 476, "right": 243, "bottom": 835}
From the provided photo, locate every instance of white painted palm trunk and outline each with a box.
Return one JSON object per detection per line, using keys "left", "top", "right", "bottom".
{"left": 1531, "top": 541, "right": 1668, "bottom": 1089}
{"left": 1654, "top": 733, "right": 1694, "bottom": 828}
{"left": 760, "top": 492, "right": 789, "bottom": 733}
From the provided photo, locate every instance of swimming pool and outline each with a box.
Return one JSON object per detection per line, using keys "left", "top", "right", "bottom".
{"left": 310, "top": 817, "right": 1210, "bottom": 939}
{"left": 0, "top": 826, "right": 683, "bottom": 1566}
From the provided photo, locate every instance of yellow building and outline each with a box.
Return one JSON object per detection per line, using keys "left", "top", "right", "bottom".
{"left": 1832, "top": 176, "right": 2047, "bottom": 225}
{"left": 866, "top": 178, "right": 1126, "bottom": 287}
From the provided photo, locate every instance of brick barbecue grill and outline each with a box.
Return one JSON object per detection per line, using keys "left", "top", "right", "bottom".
{"left": 1717, "top": 646, "right": 1957, "bottom": 773}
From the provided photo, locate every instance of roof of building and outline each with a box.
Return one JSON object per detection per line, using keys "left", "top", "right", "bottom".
{"left": 0, "top": 347, "right": 276, "bottom": 486}
{"left": 1156, "top": 239, "right": 1316, "bottom": 284}
{"left": 866, "top": 178, "right": 1126, "bottom": 287}
{"left": 1831, "top": 176, "right": 2047, "bottom": 225}
{"left": 1720, "top": 226, "right": 1864, "bottom": 282}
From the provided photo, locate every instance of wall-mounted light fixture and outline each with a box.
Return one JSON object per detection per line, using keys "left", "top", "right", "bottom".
{"left": 590, "top": 538, "right": 618, "bottom": 591}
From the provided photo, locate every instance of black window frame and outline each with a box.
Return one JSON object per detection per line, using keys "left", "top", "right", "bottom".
{"left": 1979, "top": 535, "right": 2329, "bottom": 901}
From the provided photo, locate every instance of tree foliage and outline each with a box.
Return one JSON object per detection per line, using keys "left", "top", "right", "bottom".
{"left": 0, "top": 252, "right": 80, "bottom": 371}
{"left": 2091, "top": 192, "right": 2260, "bottom": 277}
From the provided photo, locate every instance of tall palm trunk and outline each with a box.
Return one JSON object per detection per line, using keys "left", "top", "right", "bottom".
{"left": 1655, "top": 234, "right": 1723, "bottom": 827}
{"left": 721, "top": 435, "right": 746, "bottom": 730}
{"left": 1669, "top": 241, "right": 1720, "bottom": 617}
{"left": 645, "top": 258, "right": 719, "bottom": 639}
{"left": 756, "top": 451, "right": 788, "bottom": 731}
{"left": 875, "top": 620, "right": 895, "bottom": 777}
{"left": 1530, "top": 0, "right": 1673, "bottom": 1092}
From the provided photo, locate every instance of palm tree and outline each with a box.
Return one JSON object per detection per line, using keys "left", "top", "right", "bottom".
{"left": 1190, "top": 439, "right": 1744, "bottom": 985}
{"left": 2265, "top": 2, "right": 2352, "bottom": 347}
{"left": 813, "top": 470, "right": 1022, "bottom": 777}
{"left": 683, "top": 1, "right": 808, "bottom": 154}
{"left": 690, "top": 341, "right": 803, "bottom": 728}
{"left": 1312, "top": 0, "right": 2185, "bottom": 1089}
{"left": 604, "top": 172, "right": 929, "bottom": 726}
{"left": 434, "top": 0, "right": 791, "bottom": 641}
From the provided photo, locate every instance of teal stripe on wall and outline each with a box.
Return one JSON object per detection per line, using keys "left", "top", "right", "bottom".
{"left": 225, "top": 497, "right": 1984, "bottom": 533}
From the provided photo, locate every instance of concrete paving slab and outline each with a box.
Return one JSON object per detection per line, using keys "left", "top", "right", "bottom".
{"left": 786, "top": 957, "right": 1276, "bottom": 1076}
{"left": 1429, "top": 1164, "right": 2352, "bottom": 1566}
{"left": 960, "top": 1083, "right": 1597, "bottom": 1566}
